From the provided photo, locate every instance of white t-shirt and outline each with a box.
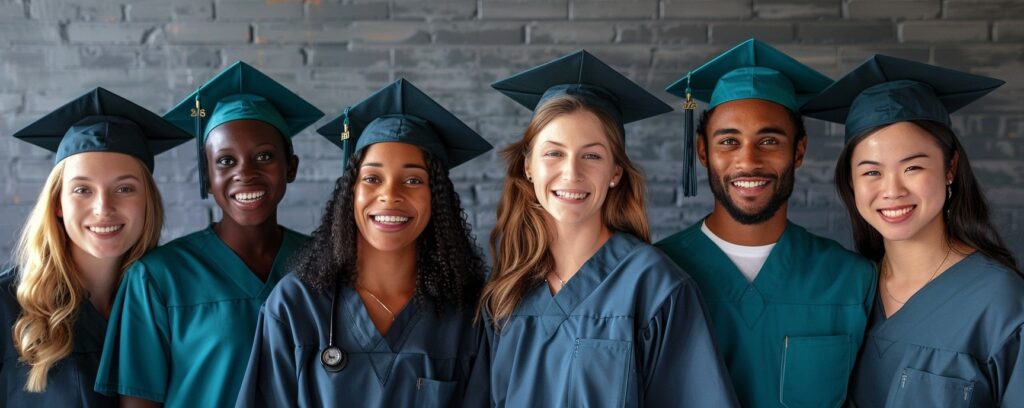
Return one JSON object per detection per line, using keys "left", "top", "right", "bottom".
{"left": 701, "top": 221, "right": 776, "bottom": 282}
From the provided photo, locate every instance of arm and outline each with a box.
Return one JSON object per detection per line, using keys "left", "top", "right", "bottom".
{"left": 234, "top": 305, "right": 298, "bottom": 408}
{"left": 120, "top": 396, "right": 161, "bottom": 408}
{"left": 639, "top": 279, "right": 739, "bottom": 407}
{"left": 992, "top": 326, "right": 1024, "bottom": 405}
{"left": 461, "top": 317, "right": 494, "bottom": 408}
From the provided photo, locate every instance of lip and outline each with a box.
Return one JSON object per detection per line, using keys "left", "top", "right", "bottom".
{"left": 367, "top": 209, "right": 413, "bottom": 233}
{"left": 728, "top": 177, "right": 772, "bottom": 197}
{"left": 551, "top": 189, "right": 590, "bottom": 203}
{"left": 877, "top": 205, "right": 916, "bottom": 224}
{"left": 86, "top": 223, "right": 125, "bottom": 238}
{"left": 229, "top": 188, "right": 268, "bottom": 210}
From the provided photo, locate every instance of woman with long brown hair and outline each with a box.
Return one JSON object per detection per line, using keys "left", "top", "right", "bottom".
{"left": 0, "top": 88, "right": 188, "bottom": 406}
{"left": 804, "top": 55, "right": 1024, "bottom": 407}
{"left": 464, "top": 51, "right": 737, "bottom": 407}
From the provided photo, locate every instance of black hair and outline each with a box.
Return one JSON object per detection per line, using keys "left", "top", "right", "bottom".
{"left": 292, "top": 148, "right": 487, "bottom": 311}
{"left": 834, "top": 120, "right": 1020, "bottom": 276}
{"left": 696, "top": 105, "right": 807, "bottom": 145}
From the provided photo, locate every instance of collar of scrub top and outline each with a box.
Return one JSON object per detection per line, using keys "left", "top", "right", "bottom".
{"left": 801, "top": 54, "right": 1004, "bottom": 142}
{"left": 316, "top": 78, "right": 493, "bottom": 172}
{"left": 12, "top": 87, "right": 192, "bottom": 172}
{"left": 163, "top": 61, "right": 325, "bottom": 198}
{"left": 491, "top": 49, "right": 673, "bottom": 138}
{"left": 664, "top": 38, "right": 834, "bottom": 197}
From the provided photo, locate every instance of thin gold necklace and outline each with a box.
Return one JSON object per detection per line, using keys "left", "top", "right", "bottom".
{"left": 881, "top": 245, "right": 952, "bottom": 305}
{"left": 356, "top": 283, "right": 396, "bottom": 322}
{"left": 547, "top": 272, "right": 567, "bottom": 290}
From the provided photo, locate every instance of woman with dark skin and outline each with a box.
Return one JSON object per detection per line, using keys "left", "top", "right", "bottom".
{"left": 235, "top": 79, "right": 491, "bottom": 407}
{"left": 95, "top": 62, "right": 324, "bottom": 408}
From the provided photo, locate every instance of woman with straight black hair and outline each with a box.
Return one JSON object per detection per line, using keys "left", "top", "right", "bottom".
{"left": 804, "top": 55, "right": 1024, "bottom": 407}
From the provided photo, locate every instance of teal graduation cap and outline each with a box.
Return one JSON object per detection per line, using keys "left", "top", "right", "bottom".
{"left": 491, "top": 50, "right": 673, "bottom": 133}
{"left": 12, "top": 87, "right": 191, "bottom": 172}
{"left": 802, "top": 54, "right": 1004, "bottom": 141}
{"left": 164, "top": 61, "right": 324, "bottom": 198}
{"left": 665, "top": 38, "right": 834, "bottom": 196}
{"left": 317, "top": 79, "right": 492, "bottom": 171}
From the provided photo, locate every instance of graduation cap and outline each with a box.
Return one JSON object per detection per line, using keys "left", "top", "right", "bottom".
{"left": 12, "top": 87, "right": 191, "bottom": 172}
{"left": 801, "top": 54, "right": 1004, "bottom": 142}
{"left": 164, "top": 61, "right": 324, "bottom": 198}
{"left": 665, "top": 39, "right": 834, "bottom": 197}
{"left": 317, "top": 79, "right": 492, "bottom": 171}
{"left": 491, "top": 50, "right": 673, "bottom": 134}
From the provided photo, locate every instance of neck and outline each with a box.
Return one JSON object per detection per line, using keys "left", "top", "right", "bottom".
{"left": 355, "top": 238, "right": 417, "bottom": 297}
{"left": 213, "top": 217, "right": 283, "bottom": 258}
{"left": 882, "top": 216, "right": 956, "bottom": 280}
{"left": 704, "top": 203, "right": 788, "bottom": 246}
{"left": 70, "top": 245, "right": 121, "bottom": 319}
{"left": 549, "top": 217, "right": 613, "bottom": 281}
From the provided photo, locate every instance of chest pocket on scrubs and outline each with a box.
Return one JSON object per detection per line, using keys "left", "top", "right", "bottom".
{"left": 890, "top": 367, "right": 973, "bottom": 408}
{"left": 779, "top": 334, "right": 851, "bottom": 408}
{"left": 568, "top": 338, "right": 633, "bottom": 408}
{"left": 414, "top": 377, "right": 457, "bottom": 408}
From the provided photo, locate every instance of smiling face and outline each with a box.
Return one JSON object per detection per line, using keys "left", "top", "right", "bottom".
{"left": 353, "top": 142, "right": 433, "bottom": 253}
{"left": 524, "top": 110, "right": 623, "bottom": 230}
{"left": 850, "top": 121, "right": 952, "bottom": 243}
{"left": 699, "top": 98, "right": 806, "bottom": 225}
{"left": 58, "top": 152, "right": 149, "bottom": 262}
{"left": 205, "top": 119, "right": 297, "bottom": 228}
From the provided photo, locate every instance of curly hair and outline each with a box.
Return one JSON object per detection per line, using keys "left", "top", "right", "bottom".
{"left": 292, "top": 148, "right": 486, "bottom": 311}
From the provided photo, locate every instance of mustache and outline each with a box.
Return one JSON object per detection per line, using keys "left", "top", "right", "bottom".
{"left": 724, "top": 172, "right": 778, "bottom": 182}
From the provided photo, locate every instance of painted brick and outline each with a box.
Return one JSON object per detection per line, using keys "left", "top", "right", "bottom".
{"left": 710, "top": 22, "right": 794, "bottom": 44}
{"left": 797, "top": 22, "right": 895, "bottom": 44}
{"left": 255, "top": 22, "right": 350, "bottom": 44}
{"left": 217, "top": 1, "right": 304, "bottom": 21}
{"left": 435, "top": 22, "right": 525, "bottom": 45}
{"left": 932, "top": 45, "right": 1024, "bottom": 70}
{"left": 311, "top": 48, "right": 391, "bottom": 68}
{"left": 618, "top": 22, "right": 706, "bottom": 44}
{"left": 478, "top": 47, "right": 576, "bottom": 69}
{"left": 349, "top": 22, "right": 431, "bottom": 44}
{"left": 844, "top": 0, "right": 939, "bottom": 19}
{"left": 995, "top": 21, "right": 1024, "bottom": 42}
{"left": 900, "top": 21, "right": 989, "bottom": 43}
{"left": 68, "top": 22, "right": 153, "bottom": 44}
{"left": 164, "top": 22, "right": 251, "bottom": 44}
{"left": 662, "top": 0, "right": 752, "bottom": 19}
{"left": 944, "top": 1, "right": 1024, "bottom": 19}
{"left": 304, "top": 3, "right": 389, "bottom": 21}
{"left": 392, "top": 1, "right": 478, "bottom": 20}
{"left": 391, "top": 69, "right": 481, "bottom": 91}
{"left": 222, "top": 46, "right": 305, "bottom": 67}
{"left": 838, "top": 45, "right": 930, "bottom": 68}
{"left": 128, "top": 1, "right": 213, "bottom": 21}
{"left": 31, "top": 0, "right": 122, "bottom": 21}
{"left": 394, "top": 48, "right": 476, "bottom": 69}
{"left": 754, "top": 0, "right": 840, "bottom": 19}
{"left": 77, "top": 46, "right": 140, "bottom": 68}
{"left": 529, "top": 22, "right": 615, "bottom": 44}
{"left": 480, "top": 1, "right": 568, "bottom": 20}
{"left": 0, "top": 22, "right": 61, "bottom": 44}
{"left": 573, "top": 1, "right": 658, "bottom": 19}
{"left": 0, "top": 3, "right": 26, "bottom": 20}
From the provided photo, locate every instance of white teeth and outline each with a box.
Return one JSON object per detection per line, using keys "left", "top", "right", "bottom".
{"left": 373, "top": 215, "right": 410, "bottom": 224}
{"left": 732, "top": 180, "right": 769, "bottom": 189}
{"left": 234, "top": 191, "right": 266, "bottom": 203}
{"left": 880, "top": 207, "right": 913, "bottom": 218}
{"left": 554, "top": 191, "right": 588, "bottom": 200}
{"left": 88, "top": 225, "right": 123, "bottom": 234}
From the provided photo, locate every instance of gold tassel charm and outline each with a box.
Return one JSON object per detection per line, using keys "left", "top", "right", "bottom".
{"left": 190, "top": 98, "right": 206, "bottom": 118}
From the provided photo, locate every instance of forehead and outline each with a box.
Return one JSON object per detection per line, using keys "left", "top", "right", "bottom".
{"left": 707, "top": 98, "right": 795, "bottom": 134}
{"left": 360, "top": 142, "right": 427, "bottom": 167}
{"left": 534, "top": 110, "right": 610, "bottom": 148}
{"left": 205, "top": 119, "right": 287, "bottom": 150}
{"left": 62, "top": 151, "right": 146, "bottom": 180}
{"left": 852, "top": 122, "right": 943, "bottom": 162}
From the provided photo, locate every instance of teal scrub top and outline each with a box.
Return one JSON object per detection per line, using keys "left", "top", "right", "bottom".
{"left": 849, "top": 253, "right": 1024, "bottom": 407}
{"left": 95, "top": 226, "right": 308, "bottom": 407}
{"left": 655, "top": 221, "right": 876, "bottom": 408}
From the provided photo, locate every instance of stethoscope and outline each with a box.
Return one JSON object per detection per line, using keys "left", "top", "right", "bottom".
{"left": 320, "top": 282, "right": 348, "bottom": 372}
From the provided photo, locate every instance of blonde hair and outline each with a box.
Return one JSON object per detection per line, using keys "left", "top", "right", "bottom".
{"left": 479, "top": 95, "right": 650, "bottom": 329}
{"left": 12, "top": 157, "right": 163, "bottom": 392}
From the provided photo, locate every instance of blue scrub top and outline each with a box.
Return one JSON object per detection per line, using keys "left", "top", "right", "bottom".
{"left": 95, "top": 226, "right": 308, "bottom": 408}
{"left": 655, "top": 220, "right": 876, "bottom": 408}
{"left": 464, "top": 232, "right": 738, "bottom": 407}
{"left": 849, "top": 252, "right": 1024, "bottom": 407}
{"left": 235, "top": 273, "right": 478, "bottom": 407}
{"left": 0, "top": 268, "right": 114, "bottom": 407}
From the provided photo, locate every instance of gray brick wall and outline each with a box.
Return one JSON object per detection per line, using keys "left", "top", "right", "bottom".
{"left": 1, "top": 0, "right": 1022, "bottom": 263}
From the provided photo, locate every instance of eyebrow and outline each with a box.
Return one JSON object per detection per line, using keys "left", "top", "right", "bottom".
{"left": 856, "top": 153, "right": 930, "bottom": 167}
{"left": 361, "top": 162, "right": 428, "bottom": 170}
{"left": 712, "top": 127, "right": 788, "bottom": 137}
{"left": 541, "top": 140, "right": 608, "bottom": 149}
{"left": 69, "top": 175, "right": 141, "bottom": 183}
{"left": 213, "top": 142, "right": 278, "bottom": 154}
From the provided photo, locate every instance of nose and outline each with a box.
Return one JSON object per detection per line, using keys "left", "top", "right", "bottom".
{"left": 881, "top": 172, "right": 907, "bottom": 200}
{"left": 377, "top": 180, "right": 404, "bottom": 203}
{"left": 560, "top": 156, "right": 584, "bottom": 182}
{"left": 93, "top": 190, "right": 115, "bottom": 217}
{"left": 233, "top": 159, "right": 258, "bottom": 183}
{"left": 734, "top": 144, "right": 763, "bottom": 172}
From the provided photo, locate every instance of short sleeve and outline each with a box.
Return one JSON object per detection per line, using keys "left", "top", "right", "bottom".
{"left": 235, "top": 305, "right": 298, "bottom": 408}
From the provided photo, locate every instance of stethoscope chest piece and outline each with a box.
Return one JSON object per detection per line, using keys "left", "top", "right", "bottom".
{"left": 321, "top": 345, "right": 347, "bottom": 372}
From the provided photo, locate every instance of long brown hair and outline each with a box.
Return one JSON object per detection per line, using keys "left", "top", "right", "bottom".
{"left": 834, "top": 120, "right": 1020, "bottom": 276}
{"left": 479, "top": 95, "right": 650, "bottom": 329}
{"left": 12, "top": 157, "right": 163, "bottom": 392}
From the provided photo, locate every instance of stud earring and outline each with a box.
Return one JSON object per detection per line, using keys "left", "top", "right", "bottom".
{"left": 946, "top": 179, "right": 953, "bottom": 200}
{"left": 610, "top": 181, "right": 615, "bottom": 188}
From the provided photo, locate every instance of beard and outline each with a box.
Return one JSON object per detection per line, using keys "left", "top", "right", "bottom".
{"left": 708, "top": 165, "right": 795, "bottom": 225}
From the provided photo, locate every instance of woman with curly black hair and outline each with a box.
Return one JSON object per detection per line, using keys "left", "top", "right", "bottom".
{"left": 235, "top": 79, "right": 492, "bottom": 408}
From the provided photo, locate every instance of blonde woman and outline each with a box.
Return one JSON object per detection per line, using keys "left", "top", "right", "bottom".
{"left": 0, "top": 88, "right": 188, "bottom": 406}
{"left": 465, "top": 51, "right": 738, "bottom": 407}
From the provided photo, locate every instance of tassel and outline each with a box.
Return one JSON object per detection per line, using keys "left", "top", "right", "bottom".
{"left": 191, "top": 97, "right": 208, "bottom": 199}
{"left": 340, "top": 107, "right": 352, "bottom": 171}
{"left": 682, "top": 74, "right": 698, "bottom": 197}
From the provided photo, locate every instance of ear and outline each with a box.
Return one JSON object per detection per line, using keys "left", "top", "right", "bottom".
{"left": 696, "top": 134, "right": 709, "bottom": 168}
{"left": 56, "top": 203, "right": 63, "bottom": 218}
{"left": 611, "top": 165, "right": 623, "bottom": 186}
{"left": 793, "top": 136, "right": 808, "bottom": 169}
{"left": 286, "top": 154, "right": 300, "bottom": 183}
{"left": 947, "top": 150, "right": 960, "bottom": 181}
{"left": 523, "top": 156, "right": 532, "bottom": 181}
